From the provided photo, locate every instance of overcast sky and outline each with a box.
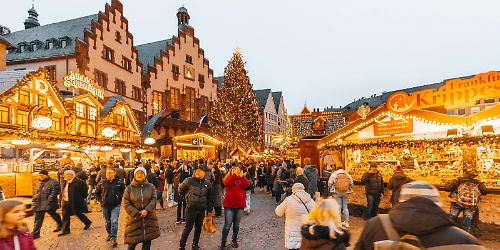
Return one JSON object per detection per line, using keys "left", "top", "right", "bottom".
{"left": 4, "top": 0, "right": 500, "bottom": 114}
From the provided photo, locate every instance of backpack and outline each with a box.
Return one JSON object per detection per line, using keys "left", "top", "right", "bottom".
{"left": 375, "top": 214, "right": 484, "bottom": 250}
{"left": 456, "top": 182, "right": 481, "bottom": 207}
{"left": 334, "top": 173, "right": 351, "bottom": 193}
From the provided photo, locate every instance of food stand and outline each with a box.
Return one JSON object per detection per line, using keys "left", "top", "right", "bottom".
{"left": 0, "top": 69, "right": 143, "bottom": 197}
{"left": 173, "top": 133, "right": 223, "bottom": 160}
{"left": 319, "top": 72, "right": 500, "bottom": 190}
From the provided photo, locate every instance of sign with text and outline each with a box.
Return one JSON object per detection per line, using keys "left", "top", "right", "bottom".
{"left": 386, "top": 71, "right": 500, "bottom": 114}
{"left": 63, "top": 71, "right": 105, "bottom": 99}
{"left": 374, "top": 118, "right": 413, "bottom": 136}
{"left": 192, "top": 137, "right": 204, "bottom": 146}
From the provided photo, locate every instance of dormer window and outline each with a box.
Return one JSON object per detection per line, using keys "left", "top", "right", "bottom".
{"left": 48, "top": 41, "right": 54, "bottom": 49}
{"left": 31, "top": 42, "right": 38, "bottom": 51}
{"left": 60, "top": 39, "right": 67, "bottom": 48}
{"left": 59, "top": 37, "right": 70, "bottom": 48}
{"left": 19, "top": 44, "right": 27, "bottom": 53}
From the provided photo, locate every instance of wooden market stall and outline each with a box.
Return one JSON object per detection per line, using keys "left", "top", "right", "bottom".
{"left": 173, "top": 133, "right": 223, "bottom": 160}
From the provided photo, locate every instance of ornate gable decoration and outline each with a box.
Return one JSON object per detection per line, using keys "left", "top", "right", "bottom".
{"left": 0, "top": 68, "right": 69, "bottom": 116}
{"left": 101, "top": 99, "right": 140, "bottom": 135}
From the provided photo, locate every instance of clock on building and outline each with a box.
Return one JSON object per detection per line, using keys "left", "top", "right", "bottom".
{"left": 184, "top": 65, "right": 195, "bottom": 80}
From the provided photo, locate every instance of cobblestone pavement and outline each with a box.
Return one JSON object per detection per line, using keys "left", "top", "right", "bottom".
{"left": 24, "top": 192, "right": 499, "bottom": 250}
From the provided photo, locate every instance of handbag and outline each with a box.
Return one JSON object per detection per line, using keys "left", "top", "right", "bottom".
{"left": 292, "top": 193, "right": 309, "bottom": 213}
{"left": 203, "top": 214, "right": 217, "bottom": 233}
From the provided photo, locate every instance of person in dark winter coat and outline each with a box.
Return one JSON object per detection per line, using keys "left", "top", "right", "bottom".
{"left": 95, "top": 168, "right": 126, "bottom": 247}
{"left": 87, "top": 165, "right": 100, "bottom": 203}
{"left": 212, "top": 163, "right": 224, "bottom": 216}
{"left": 122, "top": 167, "right": 160, "bottom": 250}
{"left": 32, "top": 170, "right": 63, "bottom": 239}
{"left": 59, "top": 170, "right": 92, "bottom": 236}
{"left": 72, "top": 163, "right": 88, "bottom": 182}
{"left": 444, "top": 170, "right": 487, "bottom": 233}
{"left": 360, "top": 163, "right": 384, "bottom": 220}
{"left": 293, "top": 167, "right": 309, "bottom": 192}
{"left": 165, "top": 161, "right": 176, "bottom": 207}
{"left": 220, "top": 166, "right": 251, "bottom": 249}
{"left": 178, "top": 168, "right": 214, "bottom": 250}
{"left": 174, "top": 163, "right": 191, "bottom": 223}
{"left": 300, "top": 198, "right": 350, "bottom": 250}
{"left": 354, "top": 181, "right": 482, "bottom": 250}
{"left": 303, "top": 158, "right": 319, "bottom": 198}
{"left": 387, "top": 165, "right": 412, "bottom": 206}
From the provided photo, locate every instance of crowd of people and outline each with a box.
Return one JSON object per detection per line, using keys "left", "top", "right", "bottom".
{"left": 0, "top": 155, "right": 491, "bottom": 250}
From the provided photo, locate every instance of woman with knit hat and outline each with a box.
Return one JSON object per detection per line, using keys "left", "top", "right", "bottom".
{"left": 387, "top": 165, "right": 412, "bottom": 206}
{"left": 122, "top": 167, "right": 160, "bottom": 250}
{"left": 276, "top": 183, "right": 315, "bottom": 250}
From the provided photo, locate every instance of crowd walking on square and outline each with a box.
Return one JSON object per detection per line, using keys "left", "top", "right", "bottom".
{"left": 0, "top": 155, "right": 491, "bottom": 250}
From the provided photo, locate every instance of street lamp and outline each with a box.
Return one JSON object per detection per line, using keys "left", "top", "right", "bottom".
{"left": 29, "top": 105, "right": 53, "bottom": 131}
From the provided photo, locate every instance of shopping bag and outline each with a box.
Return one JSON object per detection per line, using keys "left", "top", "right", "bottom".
{"left": 203, "top": 215, "right": 217, "bottom": 233}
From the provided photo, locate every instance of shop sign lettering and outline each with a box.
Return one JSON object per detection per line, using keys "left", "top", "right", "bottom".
{"left": 387, "top": 71, "right": 500, "bottom": 113}
{"left": 374, "top": 118, "right": 413, "bottom": 136}
{"left": 63, "top": 72, "right": 105, "bottom": 99}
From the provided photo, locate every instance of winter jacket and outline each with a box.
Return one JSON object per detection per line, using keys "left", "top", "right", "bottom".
{"left": 173, "top": 168, "right": 191, "bottom": 202}
{"left": 0, "top": 229, "right": 36, "bottom": 250}
{"left": 213, "top": 167, "right": 223, "bottom": 208}
{"left": 275, "top": 190, "right": 315, "bottom": 249}
{"left": 60, "top": 177, "right": 88, "bottom": 215}
{"left": 294, "top": 175, "right": 309, "bottom": 192}
{"left": 122, "top": 179, "right": 160, "bottom": 245}
{"left": 165, "top": 165, "right": 175, "bottom": 184}
{"left": 95, "top": 177, "right": 126, "bottom": 208}
{"left": 328, "top": 169, "right": 354, "bottom": 194}
{"left": 300, "top": 225, "right": 350, "bottom": 250}
{"left": 88, "top": 167, "right": 99, "bottom": 186}
{"left": 223, "top": 174, "right": 251, "bottom": 209}
{"left": 178, "top": 177, "right": 214, "bottom": 211}
{"left": 156, "top": 172, "right": 165, "bottom": 192}
{"left": 304, "top": 165, "right": 319, "bottom": 197}
{"left": 444, "top": 177, "right": 487, "bottom": 197}
{"left": 32, "top": 177, "right": 60, "bottom": 212}
{"left": 361, "top": 171, "right": 384, "bottom": 195}
{"left": 387, "top": 172, "right": 412, "bottom": 205}
{"left": 354, "top": 197, "right": 482, "bottom": 250}
{"left": 96, "top": 167, "right": 126, "bottom": 184}
{"left": 73, "top": 167, "right": 88, "bottom": 182}
{"left": 273, "top": 168, "right": 285, "bottom": 192}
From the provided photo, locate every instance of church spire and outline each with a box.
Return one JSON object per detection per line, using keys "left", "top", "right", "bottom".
{"left": 24, "top": 0, "right": 40, "bottom": 29}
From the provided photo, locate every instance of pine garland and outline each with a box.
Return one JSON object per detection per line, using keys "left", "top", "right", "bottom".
{"left": 209, "top": 50, "right": 263, "bottom": 151}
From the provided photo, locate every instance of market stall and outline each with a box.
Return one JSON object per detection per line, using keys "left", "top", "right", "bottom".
{"left": 173, "top": 133, "right": 223, "bottom": 160}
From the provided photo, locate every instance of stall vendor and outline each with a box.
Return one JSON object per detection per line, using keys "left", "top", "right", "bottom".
{"left": 397, "top": 149, "right": 419, "bottom": 169}
{"left": 60, "top": 153, "right": 74, "bottom": 166}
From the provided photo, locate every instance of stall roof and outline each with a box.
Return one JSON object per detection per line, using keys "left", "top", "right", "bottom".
{"left": 142, "top": 109, "right": 166, "bottom": 139}
{"left": 173, "top": 133, "right": 223, "bottom": 145}
{"left": 319, "top": 103, "right": 500, "bottom": 148}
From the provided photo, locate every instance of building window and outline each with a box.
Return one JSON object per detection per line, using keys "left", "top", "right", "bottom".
{"left": 122, "top": 57, "right": 132, "bottom": 71}
{"left": 51, "top": 117, "right": 61, "bottom": 131}
{"left": 47, "top": 41, "right": 54, "bottom": 49}
{"left": 170, "top": 88, "right": 180, "bottom": 110}
{"left": 185, "top": 87, "right": 195, "bottom": 121}
{"left": 172, "top": 65, "right": 180, "bottom": 74}
{"left": 19, "top": 90, "right": 30, "bottom": 105}
{"left": 103, "top": 46, "right": 114, "bottom": 62}
{"left": 115, "top": 31, "right": 121, "bottom": 43}
{"left": 94, "top": 70, "right": 108, "bottom": 88}
{"left": 152, "top": 91, "right": 163, "bottom": 115}
{"left": 60, "top": 38, "right": 68, "bottom": 48}
{"left": 76, "top": 103, "right": 85, "bottom": 118}
{"left": 115, "top": 79, "right": 126, "bottom": 96}
{"left": 16, "top": 110, "right": 28, "bottom": 126}
{"left": 198, "top": 74, "right": 205, "bottom": 83}
{"left": 132, "top": 86, "right": 142, "bottom": 101}
{"left": 457, "top": 108, "right": 466, "bottom": 116}
{"left": 484, "top": 98, "right": 495, "bottom": 104}
{"left": 31, "top": 42, "right": 38, "bottom": 51}
{"left": 89, "top": 107, "right": 97, "bottom": 120}
{"left": 186, "top": 55, "right": 192, "bottom": 64}
{"left": 0, "top": 106, "right": 8, "bottom": 123}
{"left": 38, "top": 96, "right": 47, "bottom": 107}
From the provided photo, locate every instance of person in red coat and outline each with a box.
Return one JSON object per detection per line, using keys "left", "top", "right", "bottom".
{"left": 220, "top": 166, "right": 250, "bottom": 250}
{"left": 0, "top": 200, "right": 36, "bottom": 250}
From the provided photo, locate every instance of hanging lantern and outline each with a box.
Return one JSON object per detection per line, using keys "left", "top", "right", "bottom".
{"left": 102, "top": 127, "right": 118, "bottom": 138}
{"left": 11, "top": 139, "right": 31, "bottom": 146}
{"left": 31, "top": 115, "right": 53, "bottom": 130}
{"left": 120, "top": 148, "right": 131, "bottom": 153}
{"left": 100, "top": 146, "right": 113, "bottom": 151}
{"left": 144, "top": 137, "right": 156, "bottom": 145}
{"left": 55, "top": 142, "right": 71, "bottom": 148}
{"left": 135, "top": 149, "right": 146, "bottom": 154}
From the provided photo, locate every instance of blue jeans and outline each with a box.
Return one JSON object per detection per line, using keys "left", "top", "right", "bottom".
{"left": 103, "top": 205, "right": 120, "bottom": 241}
{"left": 127, "top": 240, "right": 151, "bottom": 250}
{"left": 86, "top": 185, "right": 95, "bottom": 203}
{"left": 221, "top": 208, "right": 243, "bottom": 245}
{"left": 365, "top": 194, "right": 381, "bottom": 220}
{"left": 449, "top": 202, "right": 477, "bottom": 232}
{"left": 334, "top": 193, "right": 349, "bottom": 222}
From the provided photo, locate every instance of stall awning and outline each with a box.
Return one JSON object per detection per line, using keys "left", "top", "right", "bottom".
{"left": 345, "top": 131, "right": 448, "bottom": 144}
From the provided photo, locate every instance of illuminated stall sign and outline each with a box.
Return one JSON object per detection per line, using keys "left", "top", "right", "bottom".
{"left": 374, "top": 118, "right": 413, "bottom": 136}
{"left": 387, "top": 71, "right": 500, "bottom": 114}
{"left": 63, "top": 72, "right": 105, "bottom": 99}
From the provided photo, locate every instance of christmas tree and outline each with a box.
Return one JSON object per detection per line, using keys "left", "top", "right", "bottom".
{"left": 210, "top": 49, "right": 263, "bottom": 151}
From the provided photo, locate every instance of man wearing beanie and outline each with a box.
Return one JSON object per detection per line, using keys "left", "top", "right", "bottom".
{"left": 355, "top": 181, "right": 482, "bottom": 250}
{"left": 32, "top": 169, "right": 64, "bottom": 239}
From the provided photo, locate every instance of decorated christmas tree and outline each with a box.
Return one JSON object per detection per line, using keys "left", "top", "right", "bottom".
{"left": 210, "top": 49, "right": 263, "bottom": 151}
